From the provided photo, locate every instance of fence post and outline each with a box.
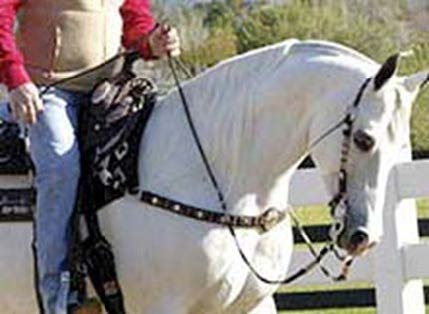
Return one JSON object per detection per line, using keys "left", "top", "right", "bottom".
{"left": 374, "top": 149, "right": 425, "bottom": 314}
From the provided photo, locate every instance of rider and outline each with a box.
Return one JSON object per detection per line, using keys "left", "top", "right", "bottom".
{"left": 0, "top": 0, "right": 180, "bottom": 313}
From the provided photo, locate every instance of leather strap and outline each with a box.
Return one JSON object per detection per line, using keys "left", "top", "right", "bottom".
{"left": 140, "top": 190, "right": 287, "bottom": 232}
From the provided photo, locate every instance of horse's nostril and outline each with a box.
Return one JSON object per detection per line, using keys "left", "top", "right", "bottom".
{"left": 349, "top": 230, "right": 369, "bottom": 248}
{"left": 353, "top": 130, "right": 375, "bottom": 152}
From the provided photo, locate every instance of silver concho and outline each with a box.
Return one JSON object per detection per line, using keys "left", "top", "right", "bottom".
{"left": 260, "top": 207, "right": 285, "bottom": 232}
{"left": 91, "top": 81, "right": 112, "bottom": 104}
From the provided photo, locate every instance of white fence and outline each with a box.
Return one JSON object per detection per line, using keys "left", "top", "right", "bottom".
{"left": 0, "top": 160, "right": 428, "bottom": 313}
{"left": 287, "top": 159, "right": 429, "bottom": 314}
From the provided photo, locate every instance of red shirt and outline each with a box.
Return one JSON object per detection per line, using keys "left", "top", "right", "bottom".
{"left": 0, "top": 0, "right": 156, "bottom": 90}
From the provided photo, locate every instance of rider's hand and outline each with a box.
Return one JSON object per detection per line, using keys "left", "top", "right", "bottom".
{"left": 9, "top": 82, "right": 44, "bottom": 124}
{"left": 148, "top": 24, "right": 181, "bottom": 58}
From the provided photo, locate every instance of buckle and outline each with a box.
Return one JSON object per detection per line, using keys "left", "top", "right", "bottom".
{"left": 260, "top": 207, "right": 286, "bottom": 232}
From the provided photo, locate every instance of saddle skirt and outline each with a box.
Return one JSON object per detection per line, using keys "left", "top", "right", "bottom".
{"left": 0, "top": 73, "right": 157, "bottom": 221}
{"left": 78, "top": 72, "right": 157, "bottom": 213}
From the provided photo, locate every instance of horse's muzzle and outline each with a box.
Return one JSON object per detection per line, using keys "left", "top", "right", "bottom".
{"left": 338, "top": 229, "right": 377, "bottom": 256}
{"left": 347, "top": 230, "right": 369, "bottom": 255}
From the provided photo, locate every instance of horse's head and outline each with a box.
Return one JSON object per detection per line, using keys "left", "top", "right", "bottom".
{"left": 311, "top": 54, "right": 428, "bottom": 256}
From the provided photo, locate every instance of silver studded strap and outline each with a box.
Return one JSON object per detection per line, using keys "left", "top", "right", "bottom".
{"left": 140, "top": 191, "right": 287, "bottom": 233}
{"left": 327, "top": 78, "right": 371, "bottom": 244}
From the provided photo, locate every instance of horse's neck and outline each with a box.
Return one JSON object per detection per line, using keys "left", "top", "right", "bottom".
{"left": 139, "top": 41, "right": 377, "bottom": 214}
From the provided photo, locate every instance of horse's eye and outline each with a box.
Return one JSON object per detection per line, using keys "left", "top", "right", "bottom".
{"left": 353, "top": 130, "right": 375, "bottom": 152}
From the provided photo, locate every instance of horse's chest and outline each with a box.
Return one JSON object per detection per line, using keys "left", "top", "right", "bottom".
{"left": 188, "top": 230, "right": 269, "bottom": 310}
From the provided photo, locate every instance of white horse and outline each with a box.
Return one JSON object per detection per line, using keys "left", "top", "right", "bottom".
{"left": 0, "top": 39, "right": 427, "bottom": 313}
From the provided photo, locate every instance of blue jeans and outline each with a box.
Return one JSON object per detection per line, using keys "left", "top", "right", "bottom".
{"left": 1, "top": 87, "right": 86, "bottom": 313}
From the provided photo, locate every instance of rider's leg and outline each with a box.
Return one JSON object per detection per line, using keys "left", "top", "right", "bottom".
{"left": 29, "top": 87, "right": 86, "bottom": 314}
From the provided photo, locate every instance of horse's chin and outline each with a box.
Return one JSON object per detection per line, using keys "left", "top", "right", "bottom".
{"left": 336, "top": 231, "right": 378, "bottom": 257}
{"left": 345, "top": 240, "right": 377, "bottom": 257}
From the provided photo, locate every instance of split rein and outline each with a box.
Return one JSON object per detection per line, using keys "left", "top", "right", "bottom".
{"left": 167, "top": 56, "right": 372, "bottom": 285}
{"left": 33, "top": 50, "right": 372, "bottom": 285}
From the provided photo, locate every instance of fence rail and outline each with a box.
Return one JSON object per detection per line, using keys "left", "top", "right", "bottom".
{"left": 292, "top": 219, "right": 429, "bottom": 244}
{"left": 0, "top": 158, "right": 428, "bottom": 313}
{"left": 278, "top": 159, "right": 429, "bottom": 313}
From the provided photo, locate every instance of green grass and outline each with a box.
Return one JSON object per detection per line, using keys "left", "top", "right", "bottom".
{"left": 418, "top": 199, "right": 429, "bottom": 218}
{"left": 278, "top": 282, "right": 372, "bottom": 294}
{"left": 280, "top": 308, "right": 376, "bottom": 314}
{"left": 292, "top": 198, "right": 429, "bottom": 227}
{"left": 280, "top": 304, "right": 429, "bottom": 313}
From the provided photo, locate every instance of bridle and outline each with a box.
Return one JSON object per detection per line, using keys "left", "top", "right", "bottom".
{"left": 32, "top": 49, "right": 374, "bottom": 285}
{"left": 167, "top": 56, "right": 372, "bottom": 284}
{"left": 327, "top": 77, "right": 371, "bottom": 245}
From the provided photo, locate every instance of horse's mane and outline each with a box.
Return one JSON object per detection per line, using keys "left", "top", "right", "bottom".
{"left": 183, "top": 39, "right": 300, "bottom": 89}
{"left": 153, "top": 39, "right": 381, "bottom": 201}
{"left": 171, "top": 38, "right": 379, "bottom": 123}
{"left": 289, "top": 40, "right": 378, "bottom": 67}
{"left": 185, "top": 39, "right": 378, "bottom": 88}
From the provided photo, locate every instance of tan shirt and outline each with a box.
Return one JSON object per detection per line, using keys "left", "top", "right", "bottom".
{"left": 17, "top": 0, "right": 124, "bottom": 91}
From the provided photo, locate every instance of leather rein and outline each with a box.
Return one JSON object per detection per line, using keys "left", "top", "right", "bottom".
{"left": 145, "top": 56, "right": 372, "bottom": 284}
{"left": 37, "top": 50, "right": 372, "bottom": 285}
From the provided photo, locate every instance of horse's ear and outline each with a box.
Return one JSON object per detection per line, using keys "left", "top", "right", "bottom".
{"left": 403, "top": 71, "right": 429, "bottom": 93}
{"left": 374, "top": 54, "right": 401, "bottom": 91}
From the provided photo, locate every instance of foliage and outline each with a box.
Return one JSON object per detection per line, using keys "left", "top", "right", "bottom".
{"left": 406, "top": 42, "right": 429, "bottom": 151}
{"left": 1, "top": 0, "right": 428, "bottom": 150}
